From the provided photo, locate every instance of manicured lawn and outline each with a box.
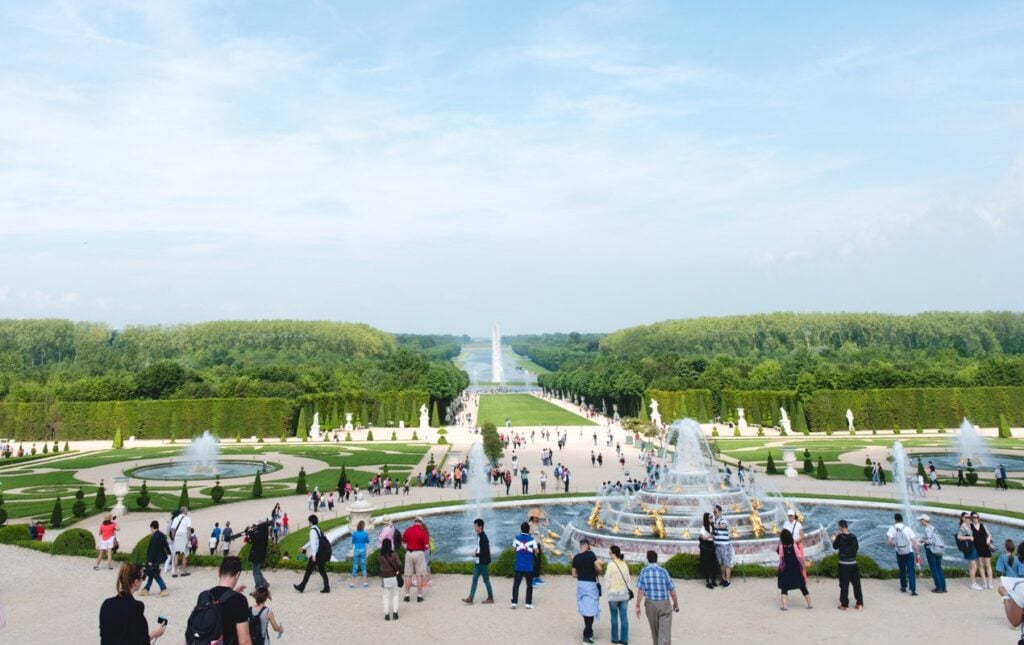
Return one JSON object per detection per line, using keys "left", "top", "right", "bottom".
{"left": 477, "top": 394, "right": 595, "bottom": 427}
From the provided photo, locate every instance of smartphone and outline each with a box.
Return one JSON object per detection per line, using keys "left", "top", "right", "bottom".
{"left": 158, "top": 616, "right": 168, "bottom": 626}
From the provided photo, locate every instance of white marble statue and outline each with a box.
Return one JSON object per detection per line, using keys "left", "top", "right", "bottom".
{"left": 309, "top": 412, "right": 322, "bottom": 440}
{"left": 780, "top": 407, "right": 792, "bottom": 434}
{"left": 419, "top": 404, "right": 430, "bottom": 429}
{"left": 737, "top": 408, "right": 749, "bottom": 434}
{"left": 846, "top": 409, "right": 855, "bottom": 432}
{"left": 649, "top": 399, "right": 663, "bottom": 429}
{"left": 344, "top": 412, "right": 354, "bottom": 432}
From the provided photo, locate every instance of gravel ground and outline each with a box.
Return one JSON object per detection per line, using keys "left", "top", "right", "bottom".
{"left": 1, "top": 545, "right": 1016, "bottom": 644}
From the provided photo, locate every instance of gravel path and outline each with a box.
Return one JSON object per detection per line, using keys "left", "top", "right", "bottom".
{"left": 1, "top": 544, "right": 1015, "bottom": 644}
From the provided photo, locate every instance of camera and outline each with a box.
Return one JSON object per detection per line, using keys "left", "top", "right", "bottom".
{"left": 158, "top": 616, "right": 168, "bottom": 626}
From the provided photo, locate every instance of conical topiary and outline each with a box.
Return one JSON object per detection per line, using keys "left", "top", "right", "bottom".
{"left": 113, "top": 426, "right": 123, "bottom": 449}
{"left": 95, "top": 482, "right": 106, "bottom": 510}
{"left": 766, "top": 452, "right": 778, "bottom": 475}
{"left": 296, "top": 468, "right": 308, "bottom": 495}
{"left": 136, "top": 481, "right": 150, "bottom": 509}
{"left": 72, "top": 487, "right": 87, "bottom": 517}
{"left": 177, "top": 482, "right": 190, "bottom": 509}
{"left": 51, "top": 497, "right": 63, "bottom": 528}
{"left": 803, "top": 449, "right": 814, "bottom": 474}
{"left": 815, "top": 457, "right": 829, "bottom": 480}
{"left": 252, "top": 472, "right": 264, "bottom": 498}
{"left": 210, "top": 478, "right": 225, "bottom": 503}
{"left": 296, "top": 406, "right": 309, "bottom": 441}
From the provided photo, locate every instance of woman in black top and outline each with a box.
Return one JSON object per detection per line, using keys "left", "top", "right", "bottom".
{"left": 99, "top": 563, "right": 166, "bottom": 644}
{"left": 971, "top": 512, "right": 994, "bottom": 589}
{"left": 777, "top": 529, "right": 812, "bottom": 610}
{"left": 699, "top": 512, "right": 720, "bottom": 589}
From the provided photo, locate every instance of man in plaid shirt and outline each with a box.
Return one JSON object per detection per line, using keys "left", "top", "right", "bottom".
{"left": 635, "top": 550, "right": 679, "bottom": 644}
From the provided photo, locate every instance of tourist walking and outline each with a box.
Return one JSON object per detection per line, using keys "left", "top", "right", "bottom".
{"left": 521, "top": 467, "right": 530, "bottom": 495}
{"left": 886, "top": 513, "right": 919, "bottom": 595}
{"left": 778, "top": 529, "right": 812, "bottom": 610}
{"left": 221, "top": 521, "right": 233, "bottom": 557}
{"left": 99, "top": 563, "right": 167, "bottom": 645}
{"left": 970, "top": 511, "right": 995, "bottom": 588}
{"left": 247, "top": 519, "right": 271, "bottom": 589}
{"left": 209, "top": 522, "right": 221, "bottom": 555}
{"left": 169, "top": 507, "right": 191, "bottom": 577}
{"left": 350, "top": 520, "right": 369, "bottom": 588}
{"left": 712, "top": 505, "right": 733, "bottom": 587}
{"left": 294, "top": 514, "right": 330, "bottom": 593}
{"left": 603, "top": 545, "right": 632, "bottom": 645}
{"left": 190, "top": 556, "right": 249, "bottom": 645}
{"left": 698, "top": 512, "right": 719, "bottom": 589}
{"left": 572, "top": 539, "right": 603, "bottom": 644}
{"left": 917, "top": 514, "right": 947, "bottom": 593}
{"left": 635, "top": 550, "right": 678, "bottom": 645}
{"left": 94, "top": 512, "right": 119, "bottom": 570}
{"left": 831, "top": 519, "right": 863, "bottom": 610}
{"left": 402, "top": 516, "right": 431, "bottom": 603}
{"left": 379, "top": 538, "right": 403, "bottom": 621}
{"left": 250, "top": 586, "right": 284, "bottom": 641}
{"left": 956, "top": 466, "right": 967, "bottom": 486}
{"left": 140, "top": 520, "right": 171, "bottom": 598}
{"left": 511, "top": 522, "right": 538, "bottom": 608}
{"left": 462, "top": 518, "right": 494, "bottom": 604}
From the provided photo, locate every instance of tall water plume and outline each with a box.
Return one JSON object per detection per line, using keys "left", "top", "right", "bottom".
{"left": 891, "top": 441, "right": 915, "bottom": 525}
{"left": 956, "top": 418, "right": 990, "bottom": 466}
{"left": 185, "top": 431, "right": 219, "bottom": 473}
{"left": 467, "top": 441, "right": 495, "bottom": 529}
{"left": 491, "top": 323, "right": 504, "bottom": 384}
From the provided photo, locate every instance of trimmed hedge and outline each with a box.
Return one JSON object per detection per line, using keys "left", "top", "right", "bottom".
{"left": 721, "top": 390, "right": 805, "bottom": 429}
{"left": 646, "top": 390, "right": 714, "bottom": 423}
{"left": 0, "top": 524, "right": 31, "bottom": 544}
{"left": 51, "top": 527, "right": 96, "bottom": 555}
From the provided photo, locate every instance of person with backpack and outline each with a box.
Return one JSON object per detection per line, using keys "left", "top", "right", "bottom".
{"left": 248, "top": 586, "right": 283, "bottom": 644}
{"left": 294, "top": 514, "right": 331, "bottom": 593}
{"left": 186, "top": 556, "right": 250, "bottom": 645}
{"left": 917, "top": 514, "right": 947, "bottom": 593}
{"left": 886, "top": 513, "right": 920, "bottom": 596}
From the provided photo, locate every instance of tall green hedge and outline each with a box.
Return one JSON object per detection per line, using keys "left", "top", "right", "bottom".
{"left": 646, "top": 389, "right": 714, "bottom": 423}
{"left": 720, "top": 390, "right": 804, "bottom": 428}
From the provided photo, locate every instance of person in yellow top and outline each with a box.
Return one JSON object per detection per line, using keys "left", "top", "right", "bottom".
{"left": 602, "top": 545, "right": 632, "bottom": 645}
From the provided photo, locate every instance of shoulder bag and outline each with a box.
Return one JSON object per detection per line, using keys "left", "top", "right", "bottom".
{"left": 614, "top": 560, "right": 634, "bottom": 600}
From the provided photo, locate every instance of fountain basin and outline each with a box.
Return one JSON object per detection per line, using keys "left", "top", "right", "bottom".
{"left": 127, "top": 460, "right": 279, "bottom": 481}
{"left": 911, "top": 452, "right": 1024, "bottom": 472}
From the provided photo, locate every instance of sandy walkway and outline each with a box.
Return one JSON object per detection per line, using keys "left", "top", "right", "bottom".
{"left": 1, "top": 544, "right": 1015, "bottom": 644}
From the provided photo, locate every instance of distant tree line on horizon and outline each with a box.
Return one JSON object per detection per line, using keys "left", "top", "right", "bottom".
{"left": 525, "top": 312, "right": 1024, "bottom": 418}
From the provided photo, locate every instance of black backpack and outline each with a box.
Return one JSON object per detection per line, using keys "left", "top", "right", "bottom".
{"left": 248, "top": 607, "right": 268, "bottom": 645}
{"left": 186, "top": 587, "right": 236, "bottom": 645}
{"left": 314, "top": 526, "right": 331, "bottom": 561}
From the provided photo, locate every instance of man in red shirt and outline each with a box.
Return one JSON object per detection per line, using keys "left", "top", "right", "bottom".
{"left": 402, "top": 517, "right": 430, "bottom": 603}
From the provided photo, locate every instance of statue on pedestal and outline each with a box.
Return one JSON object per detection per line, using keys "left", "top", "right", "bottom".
{"left": 419, "top": 404, "right": 430, "bottom": 429}
{"left": 310, "top": 412, "right": 322, "bottom": 440}
{"left": 846, "top": 409, "right": 855, "bottom": 432}
{"left": 737, "top": 408, "right": 749, "bottom": 434}
{"left": 780, "top": 407, "right": 792, "bottom": 434}
{"left": 649, "top": 399, "right": 663, "bottom": 429}
{"left": 344, "top": 412, "right": 354, "bottom": 432}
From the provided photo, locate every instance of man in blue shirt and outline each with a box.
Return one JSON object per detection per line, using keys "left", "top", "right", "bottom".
{"left": 635, "top": 550, "right": 679, "bottom": 644}
{"left": 511, "top": 522, "right": 538, "bottom": 608}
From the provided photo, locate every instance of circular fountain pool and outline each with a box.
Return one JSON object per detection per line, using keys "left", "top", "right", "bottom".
{"left": 330, "top": 501, "right": 1019, "bottom": 568}
{"left": 128, "top": 460, "right": 278, "bottom": 480}
{"left": 911, "top": 452, "right": 1024, "bottom": 472}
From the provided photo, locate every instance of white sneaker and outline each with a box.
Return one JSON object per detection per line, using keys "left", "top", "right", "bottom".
{"left": 525, "top": 603, "right": 534, "bottom": 609}
{"left": 970, "top": 583, "right": 984, "bottom": 590}
{"left": 511, "top": 603, "right": 517, "bottom": 609}
{"left": 986, "top": 582, "right": 994, "bottom": 589}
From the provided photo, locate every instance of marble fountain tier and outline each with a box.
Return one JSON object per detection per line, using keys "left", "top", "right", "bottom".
{"left": 563, "top": 419, "right": 828, "bottom": 564}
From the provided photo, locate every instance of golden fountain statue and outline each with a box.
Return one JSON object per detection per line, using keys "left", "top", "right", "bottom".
{"left": 749, "top": 509, "right": 765, "bottom": 538}
{"left": 648, "top": 509, "right": 666, "bottom": 539}
{"left": 633, "top": 525, "right": 643, "bottom": 537}
{"left": 587, "top": 503, "right": 602, "bottom": 528}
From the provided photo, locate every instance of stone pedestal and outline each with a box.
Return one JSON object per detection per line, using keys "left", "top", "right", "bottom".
{"left": 349, "top": 495, "right": 376, "bottom": 533}
{"left": 111, "top": 476, "right": 130, "bottom": 518}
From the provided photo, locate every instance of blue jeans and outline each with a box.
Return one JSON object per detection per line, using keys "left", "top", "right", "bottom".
{"left": 896, "top": 552, "right": 916, "bottom": 593}
{"left": 352, "top": 551, "right": 367, "bottom": 577}
{"left": 468, "top": 563, "right": 493, "bottom": 600}
{"left": 925, "top": 549, "right": 946, "bottom": 591}
{"left": 609, "top": 599, "right": 629, "bottom": 643}
{"left": 144, "top": 572, "right": 166, "bottom": 592}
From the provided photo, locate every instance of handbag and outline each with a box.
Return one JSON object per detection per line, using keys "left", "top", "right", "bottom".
{"left": 392, "top": 554, "right": 404, "bottom": 588}
{"left": 614, "top": 560, "right": 635, "bottom": 601}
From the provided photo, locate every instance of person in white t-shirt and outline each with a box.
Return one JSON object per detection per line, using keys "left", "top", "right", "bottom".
{"left": 782, "top": 510, "right": 804, "bottom": 544}
{"left": 886, "top": 513, "right": 919, "bottom": 595}
{"left": 169, "top": 507, "right": 192, "bottom": 577}
{"left": 997, "top": 576, "right": 1024, "bottom": 627}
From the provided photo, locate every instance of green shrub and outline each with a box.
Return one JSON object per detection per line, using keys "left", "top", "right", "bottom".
{"left": 51, "top": 527, "right": 96, "bottom": 555}
{"left": 766, "top": 452, "right": 777, "bottom": 475}
{"left": 42, "top": 443, "right": 48, "bottom": 454}
{"left": 966, "top": 468, "right": 978, "bottom": 485}
{"left": 30, "top": 444, "right": 36, "bottom": 455}
{"left": 437, "top": 436, "right": 448, "bottom": 445}
{"left": 296, "top": 468, "right": 308, "bottom": 495}
{"left": 113, "top": 426, "right": 123, "bottom": 449}
{"left": 136, "top": 481, "right": 151, "bottom": 510}
{"left": 815, "top": 554, "right": 884, "bottom": 578}
{"left": 131, "top": 534, "right": 152, "bottom": 562}
{"left": 210, "top": 479, "right": 225, "bottom": 503}
{"left": 937, "top": 425, "right": 946, "bottom": 434}
{"left": 72, "top": 487, "right": 87, "bottom": 517}
{"left": 345, "top": 431, "right": 352, "bottom": 441}
{"left": 279, "top": 431, "right": 286, "bottom": 443}
{"left": 756, "top": 427, "right": 765, "bottom": 437}
{"left": 999, "top": 414, "right": 1012, "bottom": 439}
{"left": 177, "top": 482, "right": 190, "bottom": 509}
{"left": 391, "top": 431, "right": 397, "bottom": 441}
{"left": 0, "top": 506, "right": 6, "bottom": 525}
{"left": 893, "top": 424, "right": 901, "bottom": 435}
{"left": 711, "top": 427, "right": 719, "bottom": 437}
{"left": 803, "top": 449, "right": 814, "bottom": 474}
{"left": 815, "top": 457, "right": 829, "bottom": 480}
{"left": 863, "top": 457, "right": 873, "bottom": 480}
{"left": 664, "top": 553, "right": 701, "bottom": 578}
{"left": 366, "top": 430, "right": 374, "bottom": 441}
{"left": 917, "top": 459, "right": 926, "bottom": 478}
{"left": 252, "top": 472, "right": 263, "bottom": 498}
{"left": 63, "top": 441, "right": 70, "bottom": 451}
{"left": 95, "top": 484, "right": 106, "bottom": 510}
{"left": 437, "top": 428, "right": 448, "bottom": 435}
{"left": 488, "top": 547, "right": 560, "bottom": 577}
{"left": 411, "top": 431, "right": 419, "bottom": 440}
{"left": 0, "top": 524, "right": 29, "bottom": 543}
{"left": 236, "top": 431, "right": 242, "bottom": 443}
{"left": 50, "top": 497, "right": 63, "bottom": 528}
{"left": 733, "top": 427, "right": 740, "bottom": 437}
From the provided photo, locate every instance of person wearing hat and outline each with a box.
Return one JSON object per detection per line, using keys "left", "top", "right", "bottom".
{"left": 783, "top": 509, "right": 807, "bottom": 581}
{"left": 377, "top": 516, "right": 399, "bottom": 550}
{"left": 831, "top": 520, "right": 863, "bottom": 610}
{"left": 572, "top": 538, "right": 603, "bottom": 644}
{"left": 917, "top": 514, "right": 947, "bottom": 593}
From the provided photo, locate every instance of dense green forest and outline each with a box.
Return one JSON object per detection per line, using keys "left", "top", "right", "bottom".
{"left": 0, "top": 319, "right": 468, "bottom": 416}
{"left": 533, "top": 313, "right": 1024, "bottom": 420}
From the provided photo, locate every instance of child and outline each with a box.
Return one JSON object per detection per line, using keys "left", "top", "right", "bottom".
{"left": 997, "top": 540, "right": 1024, "bottom": 577}
{"left": 250, "top": 587, "right": 284, "bottom": 642}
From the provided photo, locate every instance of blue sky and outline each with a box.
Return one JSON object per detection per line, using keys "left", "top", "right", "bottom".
{"left": 1, "top": 1, "right": 1022, "bottom": 335}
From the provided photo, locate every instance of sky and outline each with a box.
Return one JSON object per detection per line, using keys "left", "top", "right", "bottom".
{"left": 1, "top": 1, "right": 1022, "bottom": 337}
